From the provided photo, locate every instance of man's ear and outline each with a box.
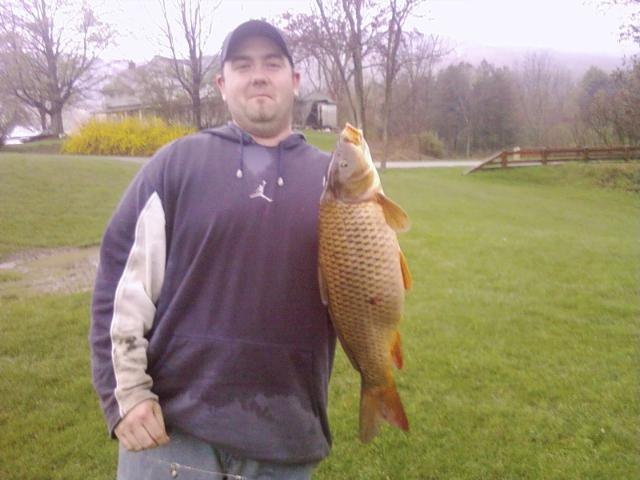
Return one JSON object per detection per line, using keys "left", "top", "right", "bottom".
{"left": 216, "top": 74, "right": 226, "bottom": 101}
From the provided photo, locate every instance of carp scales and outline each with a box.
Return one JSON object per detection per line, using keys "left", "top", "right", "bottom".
{"left": 318, "top": 122, "right": 412, "bottom": 443}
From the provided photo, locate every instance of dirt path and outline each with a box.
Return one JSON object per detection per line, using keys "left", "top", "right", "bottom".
{"left": 0, "top": 246, "right": 99, "bottom": 298}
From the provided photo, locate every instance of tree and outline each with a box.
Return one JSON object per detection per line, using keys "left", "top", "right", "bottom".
{"left": 377, "top": 0, "right": 424, "bottom": 167}
{"left": 515, "top": 52, "right": 573, "bottom": 146}
{"left": 159, "top": 0, "right": 220, "bottom": 130}
{"left": 471, "top": 61, "right": 518, "bottom": 152}
{"left": 390, "top": 31, "right": 450, "bottom": 140}
{"left": 0, "top": 88, "right": 31, "bottom": 146}
{"left": 0, "top": 0, "right": 112, "bottom": 136}
{"left": 576, "top": 66, "right": 616, "bottom": 144}
{"left": 281, "top": 10, "right": 359, "bottom": 123}
{"left": 611, "top": 62, "right": 640, "bottom": 143}
{"left": 432, "top": 62, "right": 474, "bottom": 156}
{"left": 314, "top": 0, "right": 385, "bottom": 136}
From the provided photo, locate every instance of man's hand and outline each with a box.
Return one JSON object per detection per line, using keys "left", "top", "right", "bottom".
{"left": 114, "top": 399, "right": 170, "bottom": 451}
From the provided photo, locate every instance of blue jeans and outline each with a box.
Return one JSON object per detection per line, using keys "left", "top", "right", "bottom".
{"left": 116, "top": 428, "right": 318, "bottom": 480}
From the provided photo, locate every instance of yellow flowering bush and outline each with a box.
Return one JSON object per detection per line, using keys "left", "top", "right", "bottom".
{"left": 62, "top": 117, "right": 195, "bottom": 156}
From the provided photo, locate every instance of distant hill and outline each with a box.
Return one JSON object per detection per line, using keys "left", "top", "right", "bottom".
{"left": 441, "top": 43, "right": 628, "bottom": 78}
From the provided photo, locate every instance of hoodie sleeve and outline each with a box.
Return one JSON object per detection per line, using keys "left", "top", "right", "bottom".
{"left": 89, "top": 157, "right": 167, "bottom": 436}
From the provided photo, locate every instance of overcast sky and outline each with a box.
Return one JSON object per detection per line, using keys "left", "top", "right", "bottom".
{"left": 96, "top": 0, "right": 638, "bottom": 62}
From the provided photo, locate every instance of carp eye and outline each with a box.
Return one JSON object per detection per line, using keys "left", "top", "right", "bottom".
{"left": 339, "top": 161, "right": 348, "bottom": 168}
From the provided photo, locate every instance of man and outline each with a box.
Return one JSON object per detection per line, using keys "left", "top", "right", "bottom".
{"left": 90, "top": 20, "right": 336, "bottom": 480}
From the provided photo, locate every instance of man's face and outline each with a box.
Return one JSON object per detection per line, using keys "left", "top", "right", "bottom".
{"left": 216, "top": 35, "right": 300, "bottom": 139}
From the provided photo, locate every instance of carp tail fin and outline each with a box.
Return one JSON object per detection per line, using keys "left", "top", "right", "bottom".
{"left": 359, "top": 383, "right": 409, "bottom": 443}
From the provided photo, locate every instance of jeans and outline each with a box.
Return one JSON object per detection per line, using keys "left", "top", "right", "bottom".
{"left": 116, "top": 428, "right": 318, "bottom": 480}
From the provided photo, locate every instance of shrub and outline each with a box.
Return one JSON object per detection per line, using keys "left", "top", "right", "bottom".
{"left": 62, "top": 117, "right": 194, "bottom": 156}
{"left": 416, "top": 130, "right": 445, "bottom": 159}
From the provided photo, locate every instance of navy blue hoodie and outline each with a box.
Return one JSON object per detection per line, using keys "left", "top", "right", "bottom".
{"left": 90, "top": 123, "right": 336, "bottom": 463}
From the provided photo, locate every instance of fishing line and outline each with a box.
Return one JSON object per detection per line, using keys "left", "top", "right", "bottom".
{"left": 145, "top": 457, "right": 250, "bottom": 479}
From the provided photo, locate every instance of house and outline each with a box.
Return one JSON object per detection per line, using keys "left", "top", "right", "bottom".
{"left": 94, "top": 56, "right": 224, "bottom": 127}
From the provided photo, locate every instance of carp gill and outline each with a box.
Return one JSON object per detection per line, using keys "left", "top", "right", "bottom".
{"left": 318, "top": 123, "right": 412, "bottom": 443}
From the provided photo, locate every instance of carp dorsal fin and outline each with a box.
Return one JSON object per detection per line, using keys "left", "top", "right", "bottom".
{"left": 376, "top": 192, "right": 410, "bottom": 232}
{"left": 399, "top": 249, "right": 412, "bottom": 290}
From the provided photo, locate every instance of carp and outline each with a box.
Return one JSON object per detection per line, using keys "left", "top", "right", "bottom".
{"left": 318, "top": 123, "right": 412, "bottom": 443}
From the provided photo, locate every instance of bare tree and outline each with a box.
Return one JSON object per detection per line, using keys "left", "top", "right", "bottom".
{"left": 314, "top": 0, "right": 385, "bottom": 136}
{"left": 159, "top": 0, "right": 220, "bottom": 129}
{"left": 0, "top": 0, "right": 112, "bottom": 136}
{"left": 515, "top": 52, "right": 573, "bottom": 146}
{"left": 281, "top": 10, "right": 358, "bottom": 121}
{"left": 392, "top": 31, "right": 450, "bottom": 138}
{"left": 377, "top": 0, "right": 424, "bottom": 167}
{"left": 0, "top": 85, "right": 32, "bottom": 145}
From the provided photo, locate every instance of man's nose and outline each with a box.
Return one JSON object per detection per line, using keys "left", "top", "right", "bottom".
{"left": 250, "top": 72, "right": 268, "bottom": 86}
{"left": 249, "top": 65, "right": 270, "bottom": 85}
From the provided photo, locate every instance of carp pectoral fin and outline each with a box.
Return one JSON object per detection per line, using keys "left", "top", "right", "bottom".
{"left": 391, "top": 331, "right": 403, "bottom": 370}
{"left": 360, "top": 383, "right": 409, "bottom": 443}
{"left": 376, "top": 192, "right": 410, "bottom": 232}
{"left": 399, "top": 249, "right": 412, "bottom": 290}
{"left": 318, "top": 267, "right": 329, "bottom": 306}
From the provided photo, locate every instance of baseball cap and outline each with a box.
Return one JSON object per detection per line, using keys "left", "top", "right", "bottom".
{"left": 220, "top": 20, "right": 294, "bottom": 68}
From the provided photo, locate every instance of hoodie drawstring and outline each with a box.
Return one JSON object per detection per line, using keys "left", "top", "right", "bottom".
{"left": 277, "top": 143, "right": 284, "bottom": 187}
{"left": 236, "top": 132, "right": 285, "bottom": 187}
{"left": 236, "top": 133, "right": 245, "bottom": 179}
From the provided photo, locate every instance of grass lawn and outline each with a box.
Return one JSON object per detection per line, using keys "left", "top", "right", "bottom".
{"left": 0, "top": 153, "right": 638, "bottom": 479}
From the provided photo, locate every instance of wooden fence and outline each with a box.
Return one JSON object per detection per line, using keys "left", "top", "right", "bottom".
{"left": 464, "top": 145, "right": 640, "bottom": 175}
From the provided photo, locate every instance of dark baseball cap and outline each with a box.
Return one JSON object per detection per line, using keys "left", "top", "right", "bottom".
{"left": 220, "top": 20, "right": 294, "bottom": 68}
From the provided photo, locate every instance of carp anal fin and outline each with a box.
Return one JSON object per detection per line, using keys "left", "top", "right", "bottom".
{"left": 391, "top": 330, "right": 403, "bottom": 369}
{"left": 318, "top": 267, "right": 329, "bottom": 306}
{"left": 376, "top": 192, "right": 410, "bottom": 232}
{"left": 399, "top": 249, "right": 412, "bottom": 290}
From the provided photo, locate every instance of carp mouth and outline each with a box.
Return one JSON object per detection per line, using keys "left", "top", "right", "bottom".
{"left": 341, "top": 123, "right": 362, "bottom": 146}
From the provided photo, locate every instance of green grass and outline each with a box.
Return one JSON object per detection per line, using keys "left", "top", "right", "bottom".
{"left": 0, "top": 294, "right": 116, "bottom": 480}
{"left": 0, "top": 157, "right": 638, "bottom": 479}
{"left": 0, "top": 153, "right": 141, "bottom": 258}
{"left": 303, "top": 128, "right": 336, "bottom": 152}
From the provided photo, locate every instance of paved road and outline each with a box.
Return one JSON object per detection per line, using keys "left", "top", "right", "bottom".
{"left": 110, "top": 156, "right": 484, "bottom": 169}
{"left": 0, "top": 151, "right": 483, "bottom": 169}
{"left": 376, "top": 160, "right": 482, "bottom": 169}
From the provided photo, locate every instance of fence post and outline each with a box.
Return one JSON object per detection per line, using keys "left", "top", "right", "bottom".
{"left": 624, "top": 145, "right": 630, "bottom": 162}
{"left": 541, "top": 147, "right": 548, "bottom": 165}
{"left": 583, "top": 147, "right": 589, "bottom": 162}
{"left": 501, "top": 151, "right": 508, "bottom": 168}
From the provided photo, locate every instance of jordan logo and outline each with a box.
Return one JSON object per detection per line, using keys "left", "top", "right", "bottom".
{"left": 249, "top": 180, "right": 273, "bottom": 203}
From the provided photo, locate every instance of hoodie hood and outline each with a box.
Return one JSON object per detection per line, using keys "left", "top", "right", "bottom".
{"left": 202, "top": 122, "right": 307, "bottom": 187}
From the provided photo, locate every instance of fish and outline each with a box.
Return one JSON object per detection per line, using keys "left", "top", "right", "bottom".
{"left": 318, "top": 122, "right": 412, "bottom": 443}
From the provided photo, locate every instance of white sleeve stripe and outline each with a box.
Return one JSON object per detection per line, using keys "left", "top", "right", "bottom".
{"left": 110, "top": 191, "right": 166, "bottom": 416}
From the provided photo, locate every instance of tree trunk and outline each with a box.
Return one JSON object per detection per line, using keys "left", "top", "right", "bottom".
{"left": 381, "top": 81, "right": 393, "bottom": 170}
{"left": 51, "top": 109, "right": 64, "bottom": 136}
{"left": 38, "top": 108, "right": 48, "bottom": 132}
{"left": 192, "top": 91, "right": 202, "bottom": 130}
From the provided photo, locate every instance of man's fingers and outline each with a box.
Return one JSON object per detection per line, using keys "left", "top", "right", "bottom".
{"left": 120, "top": 429, "right": 142, "bottom": 452}
{"left": 115, "top": 399, "right": 169, "bottom": 451}
{"left": 151, "top": 401, "right": 170, "bottom": 444}
{"left": 131, "top": 424, "right": 158, "bottom": 450}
